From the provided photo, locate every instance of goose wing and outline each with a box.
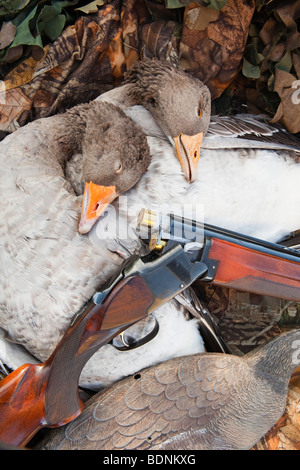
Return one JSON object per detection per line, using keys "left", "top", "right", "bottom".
{"left": 124, "top": 105, "right": 168, "bottom": 141}
{"left": 37, "top": 353, "right": 248, "bottom": 450}
{"left": 205, "top": 114, "right": 300, "bottom": 154}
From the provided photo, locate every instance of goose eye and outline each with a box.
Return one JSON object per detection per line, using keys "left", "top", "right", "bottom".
{"left": 102, "top": 122, "right": 110, "bottom": 132}
{"left": 197, "top": 107, "right": 202, "bottom": 118}
{"left": 116, "top": 162, "right": 123, "bottom": 174}
{"left": 146, "top": 97, "right": 156, "bottom": 105}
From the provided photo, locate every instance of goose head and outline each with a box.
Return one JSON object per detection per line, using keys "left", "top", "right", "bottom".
{"left": 123, "top": 59, "right": 211, "bottom": 182}
{"left": 63, "top": 101, "right": 151, "bottom": 234}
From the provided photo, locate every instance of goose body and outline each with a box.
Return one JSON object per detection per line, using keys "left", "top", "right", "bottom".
{"left": 0, "top": 101, "right": 151, "bottom": 362}
{"left": 103, "top": 105, "right": 300, "bottom": 244}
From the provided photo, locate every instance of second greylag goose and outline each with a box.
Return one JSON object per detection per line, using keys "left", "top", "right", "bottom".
{"left": 97, "top": 60, "right": 210, "bottom": 171}
{"left": 101, "top": 104, "right": 300, "bottom": 243}
{"left": 92, "top": 59, "right": 300, "bottom": 245}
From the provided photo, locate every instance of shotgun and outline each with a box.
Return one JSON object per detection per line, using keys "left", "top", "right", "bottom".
{"left": 1, "top": 210, "right": 300, "bottom": 447}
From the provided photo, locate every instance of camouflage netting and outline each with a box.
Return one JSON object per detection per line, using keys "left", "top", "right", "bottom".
{"left": 0, "top": 0, "right": 299, "bottom": 134}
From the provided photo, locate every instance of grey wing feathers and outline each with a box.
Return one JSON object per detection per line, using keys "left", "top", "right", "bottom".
{"left": 207, "top": 114, "right": 279, "bottom": 137}
{"left": 206, "top": 114, "right": 300, "bottom": 153}
{"left": 124, "top": 105, "right": 168, "bottom": 141}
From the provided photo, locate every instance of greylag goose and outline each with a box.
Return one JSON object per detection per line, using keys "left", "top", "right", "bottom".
{"left": 0, "top": 60, "right": 211, "bottom": 389}
{"left": 100, "top": 105, "right": 300, "bottom": 244}
{"left": 37, "top": 328, "right": 300, "bottom": 450}
{"left": 0, "top": 100, "right": 151, "bottom": 360}
{"left": 93, "top": 59, "right": 300, "bottom": 244}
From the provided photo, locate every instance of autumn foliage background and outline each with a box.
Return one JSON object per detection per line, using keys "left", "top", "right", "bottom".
{"left": 0, "top": 0, "right": 299, "bottom": 136}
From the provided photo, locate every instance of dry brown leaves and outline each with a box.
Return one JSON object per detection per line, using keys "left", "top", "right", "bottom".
{"left": 0, "top": 0, "right": 149, "bottom": 133}
{"left": 271, "top": 67, "right": 300, "bottom": 134}
{"left": 253, "top": 371, "right": 300, "bottom": 450}
{"left": 179, "top": 0, "right": 255, "bottom": 99}
{"left": 0, "top": 0, "right": 257, "bottom": 133}
{"left": 242, "top": 0, "right": 300, "bottom": 133}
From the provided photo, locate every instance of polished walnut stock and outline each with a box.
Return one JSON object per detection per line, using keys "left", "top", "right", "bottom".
{"left": 0, "top": 276, "right": 154, "bottom": 447}
{"left": 0, "top": 242, "right": 206, "bottom": 447}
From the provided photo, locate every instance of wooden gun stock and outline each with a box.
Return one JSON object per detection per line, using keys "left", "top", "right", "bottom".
{"left": 0, "top": 243, "right": 207, "bottom": 447}
{"left": 0, "top": 276, "right": 154, "bottom": 447}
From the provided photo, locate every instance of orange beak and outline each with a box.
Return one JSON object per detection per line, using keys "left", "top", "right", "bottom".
{"left": 78, "top": 181, "right": 118, "bottom": 234}
{"left": 174, "top": 132, "right": 204, "bottom": 182}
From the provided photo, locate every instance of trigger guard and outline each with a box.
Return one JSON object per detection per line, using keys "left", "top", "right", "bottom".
{"left": 111, "top": 316, "right": 159, "bottom": 351}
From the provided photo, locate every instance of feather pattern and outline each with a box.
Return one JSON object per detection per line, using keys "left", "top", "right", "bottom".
{"left": 113, "top": 106, "right": 300, "bottom": 243}
{"left": 205, "top": 114, "right": 300, "bottom": 155}
{"left": 37, "top": 329, "right": 300, "bottom": 450}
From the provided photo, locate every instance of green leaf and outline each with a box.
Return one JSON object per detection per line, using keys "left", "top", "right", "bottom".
{"left": 203, "top": 0, "right": 228, "bottom": 9}
{"left": 41, "top": 14, "right": 66, "bottom": 42}
{"left": 0, "top": 0, "right": 31, "bottom": 19}
{"left": 242, "top": 43, "right": 263, "bottom": 80}
{"left": 276, "top": 51, "right": 293, "bottom": 73}
{"left": 75, "top": 0, "right": 106, "bottom": 14}
{"left": 165, "top": 0, "right": 228, "bottom": 9}
{"left": 242, "top": 57, "right": 261, "bottom": 79}
{"left": 37, "top": 4, "right": 66, "bottom": 42}
{"left": 244, "top": 43, "right": 262, "bottom": 66}
{"left": 165, "top": 0, "right": 185, "bottom": 8}
{"left": 8, "top": 5, "right": 43, "bottom": 50}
